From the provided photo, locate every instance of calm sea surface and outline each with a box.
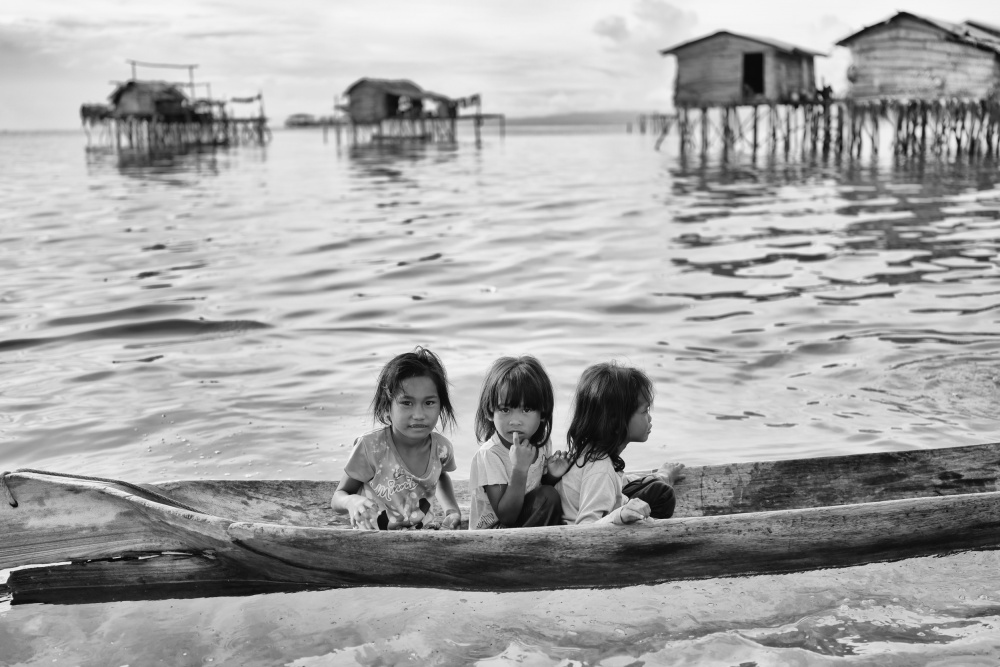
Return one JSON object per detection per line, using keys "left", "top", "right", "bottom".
{"left": 2, "top": 125, "right": 1000, "bottom": 665}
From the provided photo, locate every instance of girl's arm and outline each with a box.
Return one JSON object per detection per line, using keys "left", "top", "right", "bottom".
{"left": 331, "top": 474, "right": 378, "bottom": 530}
{"left": 435, "top": 471, "right": 462, "bottom": 529}
{"left": 484, "top": 432, "right": 535, "bottom": 525}
{"left": 483, "top": 464, "right": 530, "bottom": 526}
{"left": 575, "top": 469, "right": 635, "bottom": 525}
{"left": 597, "top": 497, "right": 651, "bottom": 525}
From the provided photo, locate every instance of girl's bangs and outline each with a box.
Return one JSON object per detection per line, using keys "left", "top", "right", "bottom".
{"left": 494, "top": 371, "right": 545, "bottom": 410}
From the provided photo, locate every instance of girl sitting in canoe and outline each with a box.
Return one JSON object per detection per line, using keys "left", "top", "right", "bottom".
{"left": 557, "top": 361, "right": 685, "bottom": 525}
{"left": 468, "top": 355, "right": 571, "bottom": 529}
{"left": 331, "top": 347, "right": 463, "bottom": 530}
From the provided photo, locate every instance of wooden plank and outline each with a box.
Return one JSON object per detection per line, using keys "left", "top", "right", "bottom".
{"left": 5, "top": 554, "right": 320, "bottom": 605}
{"left": 150, "top": 479, "right": 346, "bottom": 525}
{"left": 0, "top": 474, "right": 237, "bottom": 570}
{"left": 220, "top": 490, "right": 1000, "bottom": 592}
{"left": 674, "top": 442, "right": 1000, "bottom": 516}
{"left": 854, "top": 50, "right": 993, "bottom": 68}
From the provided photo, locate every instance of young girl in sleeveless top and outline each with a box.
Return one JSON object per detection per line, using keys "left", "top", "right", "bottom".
{"left": 558, "top": 361, "right": 684, "bottom": 525}
{"left": 331, "top": 347, "right": 462, "bottom": 530}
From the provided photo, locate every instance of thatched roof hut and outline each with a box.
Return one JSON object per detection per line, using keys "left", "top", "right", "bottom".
{"left": 80, "top": 103, "right": 113, "bottom": 123}
{"left": 344, "top": 78, "right": 456, "bottom": 124}
{"left": 108, "top": 80, "right": 189, "bottom": 119}
{"left": 660, "top": 31, "right": 824, "bottom": 107}
{"left": 835, "top": 12, "right": 1000, "bottom": 100}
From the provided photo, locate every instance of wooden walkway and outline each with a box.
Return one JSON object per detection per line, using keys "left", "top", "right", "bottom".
{"left": 322, "top": 114, "right": 506, "bottom": 146}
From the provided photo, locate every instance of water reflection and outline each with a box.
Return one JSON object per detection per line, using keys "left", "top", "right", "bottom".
{"left": 82, "top": 144, "right": 260, "bottom": 183}
{"left": 344, "top": 141, "right": 460, "bottom": 183}
{"left": 667, "top": 156, "right": 1000, "bottom": 285}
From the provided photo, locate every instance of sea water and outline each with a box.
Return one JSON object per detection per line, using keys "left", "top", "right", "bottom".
{"left": 1, "top": 126, "right": 999, "bottom": 665}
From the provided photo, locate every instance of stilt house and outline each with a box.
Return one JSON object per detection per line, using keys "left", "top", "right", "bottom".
{"left": 835, "top": 12, "right": 1000, "bottom": 100}
{"left": 343, "top": 78, "right": 457, "bottom": 124}
{"left": 108, "top": 80, "right": 190, "bottom": 120}
{"left": 660, "top": 31, "right": 824, "bottom": 107}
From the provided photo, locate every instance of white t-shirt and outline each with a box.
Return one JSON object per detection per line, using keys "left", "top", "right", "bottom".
{"left": 468, "top": 434, "right": 552, "bottom": 529}
{"left": 557, "top": 455, "right": 627, "bottom": 524}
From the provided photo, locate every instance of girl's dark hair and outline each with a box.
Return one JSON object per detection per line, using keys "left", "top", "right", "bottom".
{"left": 566, "top": 362, "right": 654, "bottom": 472}
{"left": 371, "top": 346, "right": 456, "bottom": 431}
{"left": 474, "top": 355, "right": 554, "bottom": 447}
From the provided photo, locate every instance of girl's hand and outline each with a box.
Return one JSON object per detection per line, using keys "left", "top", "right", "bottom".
{"left": 509, "top": 432, "right": 535, "bottom": 471}
{"left": 346, "top": 495, "right": 379, "bottom": 530}
{"left": 441, "top": 509, "right": 461, "bottom": 530}
{"left": 618, "top": 497, "right": 651, "bottom": 524}
{"left": 545, "top": 450, "right": 571, "bottom": 478}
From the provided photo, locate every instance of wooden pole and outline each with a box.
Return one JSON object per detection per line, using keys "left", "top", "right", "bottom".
{"left": 920, "top": 102, "right": 927, "bottom": 155}
{"left": 722, "top": 106, "right": 730, "bottom": 162}
{"left": 701, "top": 108, "right": 708, "bottom": 155}
{"left": 769, "top": 104, "right": 777, "bottom": 153}
{"left": 784, "top": 104, "right": 791, "bottom": 156}
{"left": 836, "top": 102, "right": 844, "bottom": 157}
{"left": 823, "top": 98, "right": 831, "bottom": 156}
{"left": 871, "top": 105, "right": 879, "bottom": 156}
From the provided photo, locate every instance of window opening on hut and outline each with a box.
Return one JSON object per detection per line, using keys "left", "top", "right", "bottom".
{"left": 742, "top": 53, "right": 765, "bottom": 97}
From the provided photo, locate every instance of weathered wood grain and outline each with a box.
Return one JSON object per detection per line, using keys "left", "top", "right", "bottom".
{"left": 2, "top": 442, "right": 1000, "bottom": 602}
{"left": 841, "top": 15, "right": 1000, "bottom": 100}
{"left": 219, "top": 490, "right": 1000, "bottom": 591}
{"left": 5, "top": 554, "right": 322, "bottom": 605}
{"left": 673, "top": 442, "right": 1000, "bottom": 516}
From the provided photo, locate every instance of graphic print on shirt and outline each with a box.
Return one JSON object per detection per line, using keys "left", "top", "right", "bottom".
{"left": 343, "top": 428, "right": 456, "bottom": 529}
{"left": 370, "top": 465, "right": 419, "bottom": 501}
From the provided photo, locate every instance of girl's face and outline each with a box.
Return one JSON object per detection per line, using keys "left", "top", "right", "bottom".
{"left": 626, "top": 397, "right": 653, "bottom": 445}
{"left": 492, "top": 404, "right": 542, "bottom": 447}
{"left": 387, "top": 376, "right": 442, "bottom": 448}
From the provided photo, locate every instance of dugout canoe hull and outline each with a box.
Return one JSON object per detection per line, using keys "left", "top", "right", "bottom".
{"left": 2, "top": 441, "right": 1000, "bottom": 604}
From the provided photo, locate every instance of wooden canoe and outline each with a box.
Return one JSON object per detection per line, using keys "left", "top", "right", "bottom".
{"left": 3, "top": 441, "right": 1000, "bottom": 605}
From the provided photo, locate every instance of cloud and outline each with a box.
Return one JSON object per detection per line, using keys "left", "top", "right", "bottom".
{"left": 594, "top": 16, "right": 630, "bottom": 43}
{"left": 0, "top": 0, "right": 694, "bottom": 128}
{"left": 182, "top": 29, "right": 270, "bottom": 40}
{"left": 583, "top": 1, "right": 697, "bottom": 111}
{"left": 593, "top": 0, "right": 697, "bottom": 55}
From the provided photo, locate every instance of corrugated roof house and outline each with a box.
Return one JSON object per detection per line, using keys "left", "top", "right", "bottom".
{"left": 836, "top": 12, "right": 1000, "bottom": 100}
{"left": 343, "top": 78, "right": 456, "bottom": 124}
{"left": 108, "top": 80, "right": 189, "bottom": 119}
{"left": 660, "top": 31, "right": 824, "bottom": 107}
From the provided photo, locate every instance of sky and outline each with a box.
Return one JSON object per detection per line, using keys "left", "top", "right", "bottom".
{"left": 1, "top": 0, "right": 998, "bottom": 130}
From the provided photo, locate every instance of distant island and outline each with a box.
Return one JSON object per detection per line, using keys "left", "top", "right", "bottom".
{"left": 504, "top": 110, "right": 653, "bottom": 126}
{"left": 284, "top": 113, "right": 341, "bottom": 128}
{"left": 283, "top": 110, "right": 659, "bottom": 129}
